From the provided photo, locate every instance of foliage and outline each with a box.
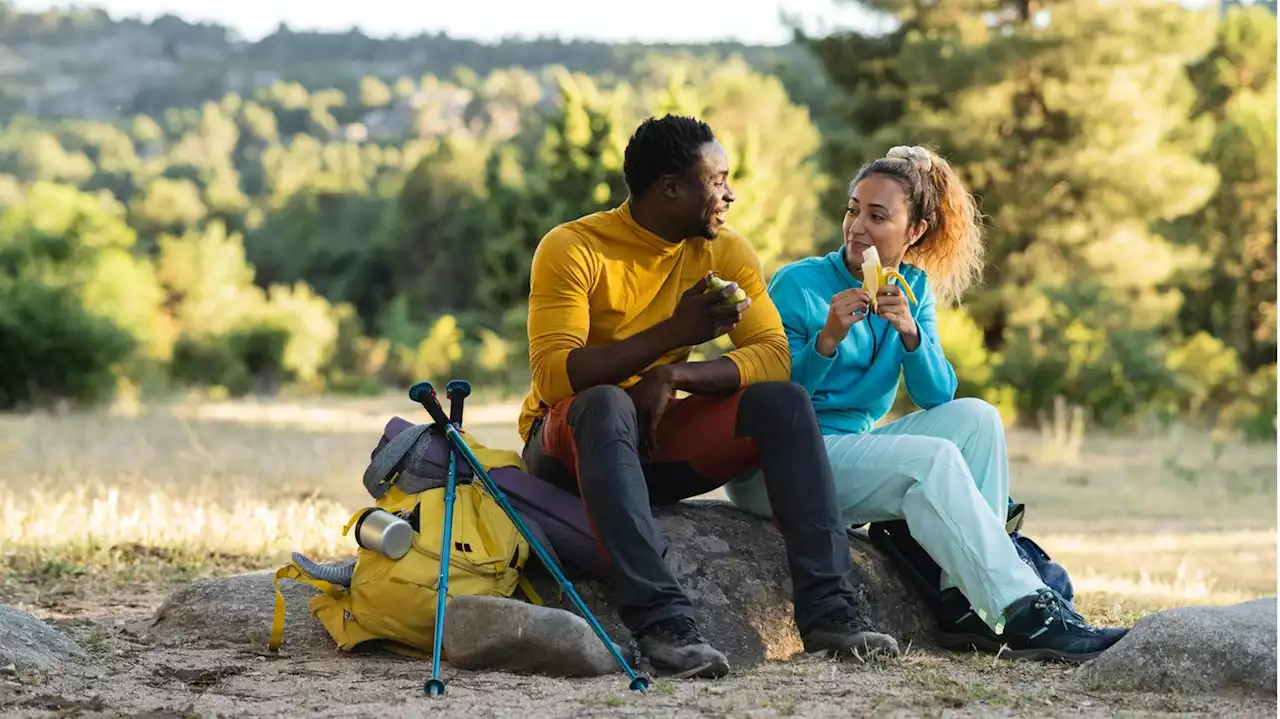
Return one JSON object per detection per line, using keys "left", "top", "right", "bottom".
{"left": 0, "top": 1, "right": 1271, "bottom": 439}
{"left": 806, "top": 0, "right": 1275, "bottom": 435}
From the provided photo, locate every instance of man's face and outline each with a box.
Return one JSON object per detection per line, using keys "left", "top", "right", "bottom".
{"left": 673, "top": 140, "right": 736, "bottom": 240}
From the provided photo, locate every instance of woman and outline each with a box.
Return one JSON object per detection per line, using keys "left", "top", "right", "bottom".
{"left": 726, "top": 145, "right": 1126, "bottom": 663}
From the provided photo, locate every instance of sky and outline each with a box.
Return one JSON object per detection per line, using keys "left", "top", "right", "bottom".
{"left": 9, "top": 0, "right": 886, "bottom": 45}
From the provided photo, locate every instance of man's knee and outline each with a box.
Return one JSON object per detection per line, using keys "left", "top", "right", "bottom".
{"left": 740, "top": 380, "right": 815, "bottom": 424}
{"left": 569, "top": 385, "right": 638, "bottom": 432}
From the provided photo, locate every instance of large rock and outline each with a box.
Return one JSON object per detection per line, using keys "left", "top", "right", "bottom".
{"left": 1078, "top": 597, "right": 1278, "bottom": 698}
{"left": 526, "top": 500, "right": 932, "bottom": 668}
{"left": 148, "top": 500, "right": 930, "bottom": 668}
{"left": 442, "top": 595, "right": 620, "bottom": 677}
{"left": 148, "top": 570, "right": 333, "bottom": 651}
{"left": 0, "top": 604, "right": 88, "bottom": 669}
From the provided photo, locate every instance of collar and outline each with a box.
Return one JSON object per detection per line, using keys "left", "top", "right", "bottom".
{"left": 617, "top": 199, "right": 685, "bottom": 255}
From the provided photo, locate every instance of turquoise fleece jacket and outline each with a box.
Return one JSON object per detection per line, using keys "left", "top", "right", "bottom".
{"left": 766, "top": 250, "right": 958, "bottom": 435}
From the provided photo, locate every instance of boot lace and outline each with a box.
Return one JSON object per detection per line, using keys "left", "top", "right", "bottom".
{"left": 1033, "top": 589, "right": 1093, "bottom": 632}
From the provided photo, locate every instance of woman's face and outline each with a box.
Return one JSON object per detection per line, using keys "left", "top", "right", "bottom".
{"left": 842, "top": 175, "right": 927, "bottom": 273}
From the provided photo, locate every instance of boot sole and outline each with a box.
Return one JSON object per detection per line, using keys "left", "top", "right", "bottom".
{"left": 937, "top": 632, "right": 1113, "bottom": 665}
{"left": 646, "top": 658, "right": 731, "bottom": 680}
{"left": 804, "top": 632, "right": 901, "bottom": 662}
{"left": 640, "top": 655, "right": 732, "bottom": 675}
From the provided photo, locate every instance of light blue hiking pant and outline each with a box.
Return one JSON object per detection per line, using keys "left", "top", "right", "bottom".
{"left": 725, "top": 397, "right": 1046, "bottom": 631}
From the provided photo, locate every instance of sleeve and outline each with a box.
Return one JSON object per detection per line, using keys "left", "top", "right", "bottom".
{"left": 717, "top": 235, "right": 791, "bottom": 385}
{"left": 526, "top": 226, "right": 597, "bottom": 405}
{"left": 901, "top": 279, "right": 958, "bottom": 410}
{"left": 768, "top": 268, "right": 839, "bottom": 395}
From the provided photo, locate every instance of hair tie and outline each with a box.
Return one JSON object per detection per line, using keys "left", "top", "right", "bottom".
{"left": 886, "top": 145, "right": 932, "bottom": 173}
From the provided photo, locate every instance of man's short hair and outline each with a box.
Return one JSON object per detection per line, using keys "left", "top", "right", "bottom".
{"left": 622, "top": 114, "right": 716, "bottom": 197}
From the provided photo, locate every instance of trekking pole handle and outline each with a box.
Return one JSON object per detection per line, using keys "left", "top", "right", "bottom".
{"left": 408, "top": 381, "right": 452, "bottom": 428}
{"left": 446, "top": 379, "right": 471, "bottom": 427}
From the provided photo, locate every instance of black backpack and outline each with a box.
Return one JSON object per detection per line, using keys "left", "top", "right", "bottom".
{"left": 864, "top": 500, "right": 1076, "bottom": 623}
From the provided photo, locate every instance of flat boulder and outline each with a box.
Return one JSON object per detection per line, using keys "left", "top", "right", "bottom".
{"left": 526, "top": 500, "right": 932, "bottom": 668}
{"left": 0, "top": 604, "right": 88, "bottom": 669}
{"left": 1078, "top": 596, "right": 1278, "bottom": 698}
{"left": 148, "top": 500, "right": 931, "bottom": 670}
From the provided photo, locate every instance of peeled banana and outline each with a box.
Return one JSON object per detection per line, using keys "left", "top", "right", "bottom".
{"left": 860, "top": 246, "right": 918, "bottom": 310}
{"left": 705, "top": 271, "right": 748, "bottom": 304}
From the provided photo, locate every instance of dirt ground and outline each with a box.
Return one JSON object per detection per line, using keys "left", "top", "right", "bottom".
{"left": 3, "top": 588, "right": 1275, "bottom": 719}
{"left": 1, "top": 395, "right": 1276, "bottom": 717}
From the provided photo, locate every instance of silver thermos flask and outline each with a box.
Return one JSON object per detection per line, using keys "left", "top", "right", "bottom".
{"left": 353, "top": 508, "right": 413, "bottom": 559}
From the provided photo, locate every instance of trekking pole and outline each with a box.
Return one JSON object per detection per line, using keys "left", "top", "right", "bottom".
{"left": 419, "top": 380, "right": 470, "bottom": 697}
{"left": 408, "top": 381, "right": 651, "bottom": 694}
{"left": 447, "top": 379, "right": 470, "bottom": 426}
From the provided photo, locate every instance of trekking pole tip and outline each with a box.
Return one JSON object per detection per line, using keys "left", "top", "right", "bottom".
{"left": 629, "top": 676, "right": 651, "bottom": 693}
{"left": 424, "top": 678, "right": 446, "bottom": 697}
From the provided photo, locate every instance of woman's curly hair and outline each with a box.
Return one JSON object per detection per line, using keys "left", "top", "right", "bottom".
{"left": 849, "top": 145, "right": 985, "bottom": 305}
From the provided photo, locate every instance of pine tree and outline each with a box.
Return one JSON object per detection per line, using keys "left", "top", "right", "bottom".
{"left": 806, "top": 0, "right": 1221, "bottom": 424}
{"left": 1169, "top": 4, "right": 1277, "bottom": 371}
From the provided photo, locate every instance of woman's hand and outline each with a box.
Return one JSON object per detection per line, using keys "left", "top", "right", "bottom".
{"left": 875, "top": 285, "right": 920, "bottom": 350}
{"left": 816, "top": 288, "right": 871, "bottom": 357}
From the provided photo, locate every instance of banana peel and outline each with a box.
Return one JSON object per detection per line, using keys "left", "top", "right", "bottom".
{"left": 705, "top": 271, "right": 748, "bottom": 304}
{"left": 860, "top": 246, "right": 918, "bottom": 310}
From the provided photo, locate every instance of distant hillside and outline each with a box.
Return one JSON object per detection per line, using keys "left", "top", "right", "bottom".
{"left": 0, "top": 2, "right": 823, "bottom": 120}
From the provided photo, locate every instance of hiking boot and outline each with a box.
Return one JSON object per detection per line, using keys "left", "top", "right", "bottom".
{"left": 634, "top": 615, "right": 730, "bottom": 679}
{"left": 801, "top": 604, "right": 901, "bottom": 660}
{"left": 934, "top": 588, "right": 1003, "bottom": 654}
{"left": 999, "top": 588, "right": 1128, "bottom": 664}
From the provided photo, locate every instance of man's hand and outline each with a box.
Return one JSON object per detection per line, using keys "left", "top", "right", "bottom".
{"left": 626, "top": 365, "right": 676, "bottom": 458}
{"left": 661, "top": 275, "right": 752, "bottom": 348}
{"left": 875, "top": 285, "right": 920, "bottom": 351}
{"left": 815, "top": 288, "right": 870, "bottom": 357}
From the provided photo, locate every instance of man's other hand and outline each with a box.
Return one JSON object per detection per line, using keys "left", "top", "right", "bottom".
{"left": 627, "top": 365, "right": 676, "bottom": 459}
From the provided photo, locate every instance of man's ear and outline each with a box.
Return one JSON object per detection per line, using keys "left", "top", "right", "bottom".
{"left": 661, "top": 174, "right": 681, "bottom": 200}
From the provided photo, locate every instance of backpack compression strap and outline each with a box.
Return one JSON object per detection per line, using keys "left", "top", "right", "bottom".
{"left": 269, "top": 563, "right": 346, "bottom": 651}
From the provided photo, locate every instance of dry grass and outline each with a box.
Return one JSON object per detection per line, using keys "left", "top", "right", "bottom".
{"left": 0, "top": 392, "right": 1275, "bottom": 621}
{"left": 0, "top": 394, "right": 1275, "bottom": 717}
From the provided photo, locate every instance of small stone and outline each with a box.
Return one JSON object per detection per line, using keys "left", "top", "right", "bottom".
{"left": 442, "top": 595, "right": 619, "bottom": 677}
{"left": 0, "top": 605, "right": 88, "bottom": 670}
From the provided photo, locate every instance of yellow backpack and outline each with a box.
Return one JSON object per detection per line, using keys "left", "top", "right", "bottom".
{"left": 269, "top": 430, "right": 541, "bottom": 656}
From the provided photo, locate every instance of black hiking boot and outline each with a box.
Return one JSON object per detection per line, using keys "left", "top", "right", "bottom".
{"left": 801, "top": 604, "right": 901, "bottom": 661}
{"left": 999, "top": 588, "right": 1128, "bottom": 664}
{"left": 634, "top": 615, "right": 730, "bottom": 679}
{"left": 934, "top": 588, "right": 1004, "bottom": 654}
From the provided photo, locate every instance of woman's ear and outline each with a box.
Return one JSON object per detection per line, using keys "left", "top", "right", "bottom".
{"left": 908, "top": 220, "right": 928, "bottom": 246}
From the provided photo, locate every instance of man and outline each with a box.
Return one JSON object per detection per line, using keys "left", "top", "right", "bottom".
{"left": 518, "top": 114, "right": 899, "bottom": 679}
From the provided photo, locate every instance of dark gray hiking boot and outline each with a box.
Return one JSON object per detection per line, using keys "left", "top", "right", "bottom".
{"left": 634, "top": 615, "right": 730, "bottom": 679}
{"left": 935, "top": 588, "right": 1004, "bottom": 654}
{"left": 1000, "top": 588, "right": 1128, "bottom": 663}
{"left": 801, "top": 604, "right": 901, "bottom": 661}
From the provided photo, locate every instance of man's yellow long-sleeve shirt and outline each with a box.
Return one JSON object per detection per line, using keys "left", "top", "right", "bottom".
{"left": 517, "top": 200, "right": 792, "bottom": 443}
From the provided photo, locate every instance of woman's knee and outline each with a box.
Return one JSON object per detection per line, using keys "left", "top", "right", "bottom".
{"left": 934, "top": 397, "right": 1005, "bottom": 438}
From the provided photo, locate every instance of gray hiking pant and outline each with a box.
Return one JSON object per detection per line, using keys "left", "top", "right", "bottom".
{"left": 522, "top": 380, "right": 857, "bottom": 636}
